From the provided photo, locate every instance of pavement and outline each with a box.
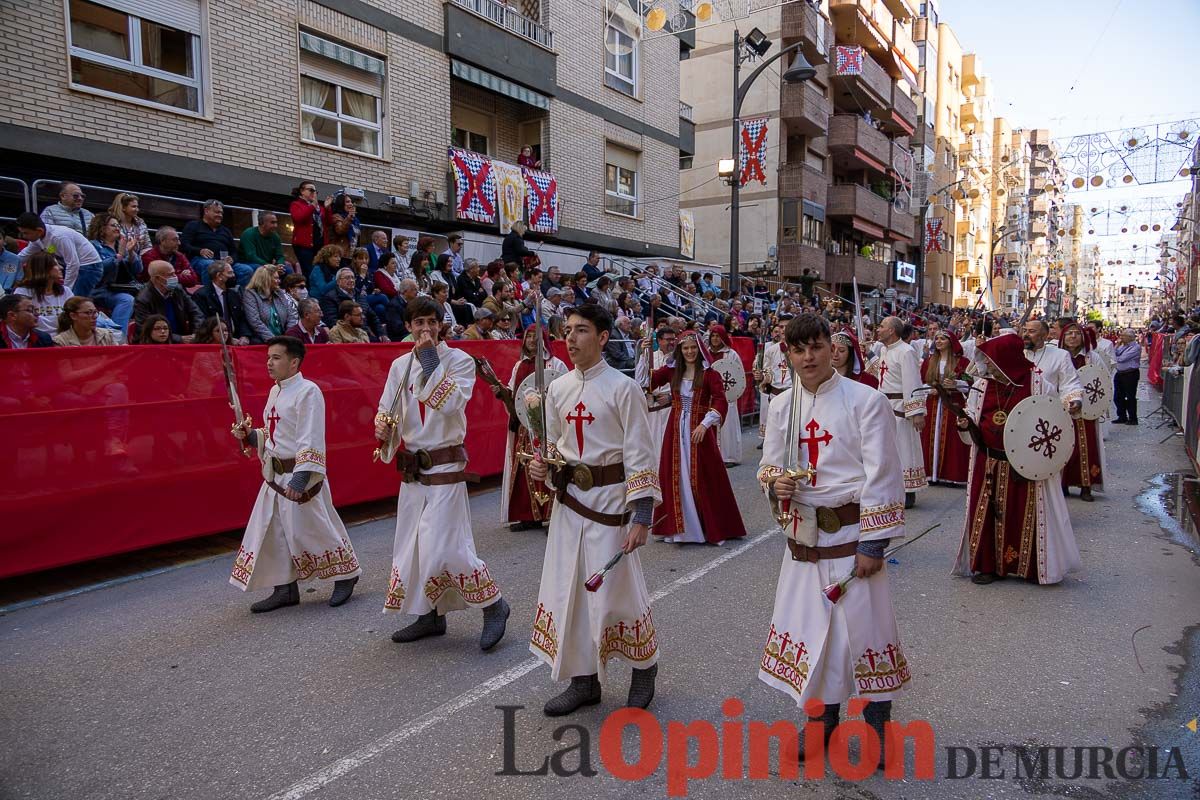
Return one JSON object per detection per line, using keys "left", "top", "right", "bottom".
{"left": 2, "top": 381, "right": 1200, "bottom": 800}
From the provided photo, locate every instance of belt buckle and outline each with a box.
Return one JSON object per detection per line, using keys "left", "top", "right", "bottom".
{"left": 415, "top": 448, "right": 433, "bottom": 470}
{"left": 816, "top": 506, "right": 842, "bottom": 534}
{"left": 271, "top": 456, "right": 286, "bottom": 474}
{"left": 572, "top": 464, "right": 594, "bottom": 491}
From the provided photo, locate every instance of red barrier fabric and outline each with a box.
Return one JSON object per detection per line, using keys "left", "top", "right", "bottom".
{"left": 1148, "top": 333, "right": 1165, "bottom": 389}
{"left": 0, "top": 337, "right": 756, "bottom": 579}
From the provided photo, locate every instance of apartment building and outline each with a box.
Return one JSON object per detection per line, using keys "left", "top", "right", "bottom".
{"left": 0, "top": 0, "right": 693, "bottom": 261}
{"left": 679, "top": 0, "right": 920, "bottom": 297}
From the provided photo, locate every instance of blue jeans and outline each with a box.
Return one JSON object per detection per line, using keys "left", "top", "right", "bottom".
{"left": 74, "top": 261, "right": 104, "bottom": 298}
{"left": 363, "top": 293, "right": 389, "bottom": 321}
{"left": 196, "top": 258, "right": 256, "bottom": 288}
{"left": 93, "top": 290, "right": 134, "bottom": 335}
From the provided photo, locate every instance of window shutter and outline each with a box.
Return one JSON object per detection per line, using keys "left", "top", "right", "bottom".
{"left": 99, "top": 0, "right": 203, "bottom": 35}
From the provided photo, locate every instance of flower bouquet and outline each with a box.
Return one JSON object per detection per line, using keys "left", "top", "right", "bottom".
{"left": 821, "top": 524, "right": 939, "bottom": 605}
{"left": 584, "top": 551, "right": 625, "bottom": 592}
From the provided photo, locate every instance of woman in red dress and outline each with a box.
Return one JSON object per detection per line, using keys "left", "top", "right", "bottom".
{"left": 920, "top": 330, "right": 972, "bottom": 485}
{"left": 649, "top": 332, "right": 747, "bottom": 545}
{"left": 831, "top": 331, "right": 878, "bottom": 388}
{"left": 1060, "top": 322, "right": 1104, "bottom": 501}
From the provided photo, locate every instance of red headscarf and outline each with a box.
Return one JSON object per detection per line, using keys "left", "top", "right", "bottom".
{"left": 668, "top": 330, "right": 715, "bottom": 369}
{"left": 708, "top": 324, "right": 734, "bottom": 353}
{"left": 977, "top": 332, "right": 1032, "bottom": 386}
{"left": 935, "top": 328, "right": 964, "bottom": 358}
{"left": 831, "top": 331, "right": 869, "bottom": 377}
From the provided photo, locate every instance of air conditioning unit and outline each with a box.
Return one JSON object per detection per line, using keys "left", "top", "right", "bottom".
{"left": 342, "top": 186, "right": 366, "bottom": 201}
{"left": 409, "top": 181, "right": 420, "bottom": 199}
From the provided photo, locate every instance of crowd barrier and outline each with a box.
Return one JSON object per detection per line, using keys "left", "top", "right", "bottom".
{"left": 1162, "top": 366, "right": 1186, "bottom": 427}
{"left": 0, "top": 337, "right": 756, "bottom": 578}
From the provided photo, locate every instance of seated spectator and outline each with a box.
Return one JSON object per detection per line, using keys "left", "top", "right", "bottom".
{"left": 384, "top": 278, "right": 419, "bottom": 341}
{"left": 456, "top": 258, "right": 487, "bottom": 311}
{"left": 281, "top": 273, "right": 309, "bottom": 308}
{"left": 107, "top": 193, "right": 151, "bottom": 258}
{"left": 392, "top": 235, "right": 412, "bottom": 271}
{"left": 572, "top": 271, "right": 591, "bottom": 302}
{"left": 592, "top": 276, "right": 617, "bottom": 314}
{"left": 139, "top": 226, "right": 198, "bottom": 289}
{"left": 181, "top": 200, "right": 253, "bottom": 288}
{"left": 85, "top": 213, "right": 137, "bottom": 333}
{"left": 410, "top": 251, "right": 434, "bottom": 294}
{"left": 0, "top": 294, "right": 55, "bottom": 348}
{"left": 351, "top": 247, "right": 389, "bottom": 320}
{"left": 242, "top": 265, "right": 298, "bottom": 343}
{"left": 560, "top": 286, "right": 577, "bottom": 313}
{"left": 540, "top": 287, "right": 565, "bottom": 321}
{"left": 328, "top": 300, "right": 370, "bottom": 343}
{"left": 517, "top": 145, "right": 542, "bottom": 170}
{"left": 373, "top": 252, "right": 404, "bottom": 298}
{"left": 493, "top": 311, "right": 516, "bottom": 339}
{"left": 366, "top": 229, "right": 390, "bottom": 273}
{"left": 544, "top": 265, "right": 563, "bottom": 290}
{"left": 286, "top": 298, "right": 330, "bottom": 344}
{"left": 462, "top": 308, "right": 495, "bottom": 340}
{"left": 192, "top": 316, "right": 233, "bottom": 345}
{"left": 14, "top": 252, "right": 73, "bottom": 333}
{"left": 319, "top": 267, "right": 385, "bottom": 341}
{"left": 193, "top": 261, "right": 251, "bottom": 344}
{"left": 480, "top": 260, "right": 503, "bottom": 296}
{"left": 483, "top": 280, "right": 511, "bottom": 316}
{"left": 15, "top": 211, "right": 102, "bottom": 296}
{"left": 238, "top": 211, "right": 286, "bottom": 267}
{"left": 429, "top": 282, "right": 457, "bottom": 332}
{"left": 136, "top": 314, "right": 173, "bottom": 344}
{"left": 40, "top": 182, "right": 94, "bottom": 234}
{"left": 443, "top": 233, "right": 466, "bottom": 277}
{"left": 603, "top": 314, "right": 637, "bottom": 370}
{"left": 53, "top": 296, "right": 119, "bottom": 346}
{"left": 1, "top": 240, "right": 22, "bottom": 292}
{"left": 133, "top": 261, "right": 205, "bottom": 342}
{"left": 307, "top": 244, "right": 343, "bottom": 300}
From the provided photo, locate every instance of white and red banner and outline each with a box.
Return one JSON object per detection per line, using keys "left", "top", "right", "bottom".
{"left": 523, "top": 168, "right": 559, "bottom": 234}
{"left": 739, "top": 116, "right": 769, "bottom": 186}
{"left": 449, "top": 147, "right": 497, "bottom": 224}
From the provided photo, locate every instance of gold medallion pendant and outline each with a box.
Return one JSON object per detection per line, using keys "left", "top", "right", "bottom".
{"left": 991, "top": 410, "right": 1008, "bottom": 426}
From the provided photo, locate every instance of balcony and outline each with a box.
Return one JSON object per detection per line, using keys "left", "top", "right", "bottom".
{"left": 829, "top": 113, "right": 891, "bottom": 173}
{"left": 831, "top": 45, "right": 891, "bottom": 117}
{"left": 827, "top": 183, "right": 890, "bottom": 233}
{"left": 679, "top": 101, "right": 693, "bottom": 122}
{"left": 1029, "top": 154, "right": 1051, "bottom": 173}
{"left": 779, "top": 163, "right": 828, "bottom": 207}
{"left": 781, "top": 1, "right": 834, "bottom": 66}
{"left": 1029, "top": 220, "right": 1048, "bottom": 239}
{"left": 778, "top": 243, "right": 827, "bottom": 277}
{"left": 781, "top": 82, "right": 831, "bottom": 138}
{"left": 961, "top": 53, "right": 981, "bottom": 88}
{"left": 826, "top": 253, "right": 889, "bottom": 288}
{"left": 830, "top": 0, "right": 895, "bottom": 58}
{"left": 1030, "top": 129, "right": 1051, "bottom": 147}
{"left": 1030, "top": 196, "right": 1049, "bottom": 215}
{"left": 444, "top": 0, "right": 556, "bottom": 96}
{"left": 888, "top": 205, "right": 915, "bottom": 241}
{"left": 960, "top": 98, "right": 980, "bottom": 126}
{"left": 887, "top": 83, "right": 917, "bottom": 135}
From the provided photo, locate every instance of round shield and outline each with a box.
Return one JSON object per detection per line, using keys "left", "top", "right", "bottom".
{"left": 1002, "top": 394, "right": 1076, "bottom": 481}
{"left": 712, "top": 352, "right": 747, "bottom": 402}
{"left": 515, "top": 368, "right": 567, "bottom": 434}
{"left": 1075, "top": 362, "right": 1111, "bottom": 421}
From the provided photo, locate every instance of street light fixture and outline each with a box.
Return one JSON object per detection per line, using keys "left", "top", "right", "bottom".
{"left": 726, "top": 26, "right": 816, "bottom": 294}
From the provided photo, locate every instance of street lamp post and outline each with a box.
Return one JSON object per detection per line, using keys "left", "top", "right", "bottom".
{"left": 723, "top": 27, "right": 815, "bottom": 297}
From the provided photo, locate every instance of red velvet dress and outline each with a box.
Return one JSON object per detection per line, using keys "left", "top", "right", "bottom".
{"left": 1061, "top": 352, "right": 1104, "bottom": 490}
{"left": 853, "top": 372, "right": 879, "bottom": 389}
{"left": 919, "top": 355, "right": 971, "bottom": 484}
{"left": 506, "top": 358, "right": 553, "bottom": 524}
{"left": 650, "top": 366, "right": 747, "bottom": 544}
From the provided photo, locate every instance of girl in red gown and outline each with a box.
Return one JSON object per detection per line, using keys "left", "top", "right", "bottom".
{"left": 1060, "top": 322, "right": 1104, "bottom": 501}
{"left": 920, "top": 330, "right": 972, "bottom": 485}
{"left": 831, "top": 331, "right": 878, "bottom": 388}
{"left": 649, "top": 332, "right": 747, "bottom": 545}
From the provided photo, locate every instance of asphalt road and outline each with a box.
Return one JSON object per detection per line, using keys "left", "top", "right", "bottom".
{"left": 2, "top": 393, "right": 1199, "bottom": 800}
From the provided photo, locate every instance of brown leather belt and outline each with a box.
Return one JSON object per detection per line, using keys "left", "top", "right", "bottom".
{"left": 763, "top": 385, "right": 786, "bottom": 396}
{"left": 894, "top": 410, "right": 908, "bottom": 418}
{"left": 787, "top": 539, "right": 859, "bottom": 562}
{"left": 884, "top": 392, "right": 904, "bottom": 400}
{"left": 415, "top": 471, "right": 476, "bottom": 486}
{"left": 266, "top": 479, "right": 323, "bottom": 504}
{"left": 552, "top": 462, "right": 630, "bottom": 526}
{"left": 396, "top": 444, "right": 478, "bottom": 484}
{"left": 270, "top": 456, "right": 297, "bottom": 473}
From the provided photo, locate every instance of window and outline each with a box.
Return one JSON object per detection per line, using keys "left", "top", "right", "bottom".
{"left": 452, "top": 104, "right": 494, "bottom": 155}
{"left": 604, "top": 142, "right": 639, "bottom": 217}
{"left": 299, "top": 33, "right": 384, "bottom": 157}
{"left": 604, "top": 0, "right": 639, "bottom": 96}
{"left": 802, "top": 210, "right": 825, "bottom": 249}
{"left": 66, "top": 0, "right": 204, "bottom": 114}
{"left": 679, "top": 155, "right": 693, "bottom": 170}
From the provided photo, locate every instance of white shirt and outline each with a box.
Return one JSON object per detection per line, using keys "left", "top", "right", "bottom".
{"left": 18, "top": 224, "right": 101, "bottom": 290}
{"left": 1025, "top": 346, "right": 1084, "bottom": 403}
{"left": 763, "top": 340, "right": 792, "bottom": 390}
{"left": 14, "top": 286, "right": 74, "bottom": 334}
{"left": 878, "top": 339, "right": 924, "bottom": 418}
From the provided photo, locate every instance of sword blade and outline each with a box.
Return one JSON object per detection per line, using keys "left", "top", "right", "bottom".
{"left": 533, "top": 291, "right": 547, "bottom": 458}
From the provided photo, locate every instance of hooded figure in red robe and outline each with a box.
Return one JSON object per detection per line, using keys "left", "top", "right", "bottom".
{"left": 831, "top": 331, "right": 878, "bottom": 389}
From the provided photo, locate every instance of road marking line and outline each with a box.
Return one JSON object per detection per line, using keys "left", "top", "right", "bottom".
{"left": 263, "top": 528, "right": 775, "bottom": 800}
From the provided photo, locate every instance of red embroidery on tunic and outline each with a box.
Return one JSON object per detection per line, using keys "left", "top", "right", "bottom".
{"left": 530, "top": 602, "right": 559, "bottom": 660}
{"left": 760, "top": 623, "right": 811, "bottom": 694}
{"left": 855, "top": 642, "right": 911, "bottom": 694}
{"left": 600, "top": 609, "right": 657, "bottom": 663}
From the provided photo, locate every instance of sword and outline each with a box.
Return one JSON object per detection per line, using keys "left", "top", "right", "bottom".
{"left": 373, "top": 346, "right": 416, "bottom": 463}
{"left": 852, "top": 277, "right": 866, "bottom": 344}
{"left": 219, "top": 335, "right": 248, "bottom": 456}
{"left": 516, "top": 292, "right": 563, "bottom": 501}
{"left": 775, "top": 363, "right": 815, "bottom": 529}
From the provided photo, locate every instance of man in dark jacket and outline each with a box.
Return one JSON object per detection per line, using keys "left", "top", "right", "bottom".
{"left": 501, "top": 220, "right": 534, "bottom": 265}
{"left": 319, "top": 267, "right": 385, "bottom": 341}
{"left": 384, "top": 278, "right": 419, "bottom": 341}
{"left": 180, "top": 200, "right": 254, "bottom": 288}
{"left": 0, "top": 295, "right": 55, "bottom": 348}
{"left": 134, "top": 260, "right": 205, "bottom": 342}
{"left": 193, "top": 261, "right": 251, "bottom": 344}
{"left": 603, "top": 315, "right": 637, "bottom": 370}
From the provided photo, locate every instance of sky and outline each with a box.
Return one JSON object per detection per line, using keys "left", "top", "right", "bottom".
{"left": 937, "top": 0, "right": 1200, "bottom": 289}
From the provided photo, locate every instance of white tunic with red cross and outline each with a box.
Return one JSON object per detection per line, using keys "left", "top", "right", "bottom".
{"left": 230, "top": 372, "right": 362, "bottom": 592}
{"left": 376, "top": 342, "right": 503, "bottom": 615}
{"left": 878, "top": 339, "right": 929, "bottom": 491}
{"left": 756, "top": 370, "right": 910, "bottom": 706}
{"left": 759, "top": 340, "right": 792, "bottom": 438}
{"left": 530, "top": 359, "right": 663, "bottom": 681}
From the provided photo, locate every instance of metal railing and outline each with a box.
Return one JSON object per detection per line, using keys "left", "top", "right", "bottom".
{"left": 679, "top": 101, "right": 693, "bottom": 122}
{"left": 608, "top": 257, "right": 730, "bottom": 323}
{"left": 450, "top": 0, "right": 554, "bottom": 50}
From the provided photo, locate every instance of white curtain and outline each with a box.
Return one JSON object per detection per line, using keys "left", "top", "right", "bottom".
{"left": 300, "top": 76, "right": 330, "bottom": 141}
{"left": 341, "top": 89, "right": 378, "bottom": 154}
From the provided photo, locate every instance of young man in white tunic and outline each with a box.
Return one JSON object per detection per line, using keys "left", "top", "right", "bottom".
{"left": 708, "top": 325, "right": 743, "bottom": 466}
{"left": 527, "top": 304, "right": 663, "bottom": 716}
{"left": 634, "top": 326, "right": 677, "bottom": 448}
{"left": 375, "top": 296, "right": 510, "bottom": 650}
{"left": 754, "top": 321, "right": 791, "bottom": 440}
{"left": 230, "top": 336, "right": 362, "bottom": 612}
{"left": 875, "top": 316, "right": 928, "bottom": 508}
{"left": 758, "top": 313, "right": 909, "bottom": 765}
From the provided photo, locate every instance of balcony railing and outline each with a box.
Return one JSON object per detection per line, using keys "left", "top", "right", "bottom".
{"left": 781, "top": 1, "right": 833, "bottom": 65}
{"left": 679, "top": 101, "right": 693, "bottom": 122}
{"left": 828, "top": 183, "right": 890, "bottom": 229}
{"left": 781, "top": 83, "right": 831, "bottom": 138}
{"left": 779, "top": 162, "right": 828, "bottom": 206}
{"left": 831, "top": 45, "right": 892, "bottom": 114}
{"left": 450, "top": 0, "right": 554, "bottom": 49}
{"left": 829, "top": 113, "right": 891, "bottom": 169}
{"left": 826, "top": 253, "right": 889, "bottom": 288}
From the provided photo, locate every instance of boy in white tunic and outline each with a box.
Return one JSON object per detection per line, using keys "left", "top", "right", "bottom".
{"left": 230, "top": 336, "right": 362, "bottom": 612}
{"left": 754, "top": 322, "right": 791, "bottom": 439}
{"left": 375, "top": 297, "right": 510, "bottom": 650}
{"left": 758, "top": 314, "right": 909, "bottom": 766}
{"left": 875, "top": 316, "right": 928, "bottom": 507}
{"left": 527, "top": 305, "right": 663, "bottom": 716}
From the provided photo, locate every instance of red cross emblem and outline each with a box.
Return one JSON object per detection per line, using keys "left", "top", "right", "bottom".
{"left": 527, "top": 173, "right": 556, "bottom": 229}
{"left": 565, "top": 401, "right": 595, "bottom": 456}
{"left": 878, "top": 361, "right": 890, "bottom": 384}
{"left": 266, "top": 406, "right": 280, "bottom": 446}
{"left": 798, "top": 418, "right": 833, "bottom": 486}
{"left": 452, "top": 153, "right": 494, "bottom": 217}
{"left": 740, "top": 124, "right": 767, "bottom": 185}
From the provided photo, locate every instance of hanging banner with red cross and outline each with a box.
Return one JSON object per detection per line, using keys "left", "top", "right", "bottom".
{"left": 992, "top": 254, "right": 1005, "bottom": 280}
{"left": 923, "top": 217, "right": 944, "bottom": 252}
{"left": 522, "top": 167, "right": 559, "bottom": 234}
{"left": 834, "top": 45, "right": 864, "bottom": 75}
{"left": 449, "top": 147, "right": 496, "bottom": 224}
{"left": 739, "top": 115, "right": 769, "bottom": 187}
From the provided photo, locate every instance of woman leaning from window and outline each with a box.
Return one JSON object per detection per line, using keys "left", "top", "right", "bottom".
{"left": 53, "top": 296, "right": 119, "bottom": 346}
